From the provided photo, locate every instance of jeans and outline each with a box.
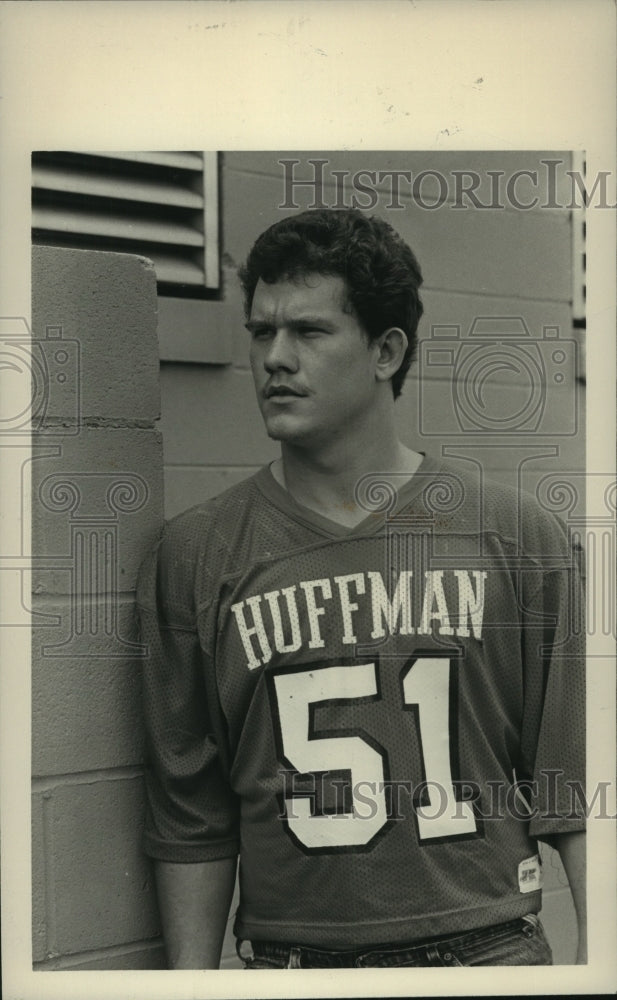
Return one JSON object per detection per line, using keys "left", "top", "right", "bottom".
{"left": 238, "top": 913, "right": 553, "bottom": 968}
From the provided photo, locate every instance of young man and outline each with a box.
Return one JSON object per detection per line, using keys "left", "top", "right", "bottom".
{"left": 137, "top": 209, "right": 586, "bottom": 969}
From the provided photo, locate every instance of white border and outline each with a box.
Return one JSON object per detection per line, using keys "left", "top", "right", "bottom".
{"left": 1, "top": 1, "right": 615, "bottom": 997}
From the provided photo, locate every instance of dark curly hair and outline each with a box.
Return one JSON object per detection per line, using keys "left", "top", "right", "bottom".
{"left": 238, "top": 208, "right": 424, "bottom": 399}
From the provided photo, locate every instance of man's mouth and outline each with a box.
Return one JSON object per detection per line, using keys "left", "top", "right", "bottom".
{"left": 265, "top": 385, "right": 305, "bottom": 399}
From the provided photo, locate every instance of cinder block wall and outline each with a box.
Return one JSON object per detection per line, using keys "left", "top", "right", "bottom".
{"left": 31, "top": 247, "right": 166, "bottom": 970}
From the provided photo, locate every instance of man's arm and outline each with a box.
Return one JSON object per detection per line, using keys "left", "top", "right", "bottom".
{"left": 554, "top": 830, "right": 587, "bottom": 964}
{"left": 155, "top": 857, "right": 237, "bottom": 969}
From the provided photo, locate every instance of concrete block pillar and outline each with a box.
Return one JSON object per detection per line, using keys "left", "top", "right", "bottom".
{"left": 30, "top": 247, "right": 165, "bottom": 970}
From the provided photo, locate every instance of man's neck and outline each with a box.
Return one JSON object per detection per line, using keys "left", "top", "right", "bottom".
{"left": 273, "top": 436, "right": 424, "bottom": 528}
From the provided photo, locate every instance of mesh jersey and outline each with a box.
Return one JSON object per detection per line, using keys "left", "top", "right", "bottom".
{"left": 136, "top": 454, "right": 585, "bottom": 948}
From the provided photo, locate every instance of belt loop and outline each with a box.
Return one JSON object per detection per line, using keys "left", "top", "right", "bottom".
{"left": 521, "top": 916, "right": 536, "bottom": 938}
{"left": 425, "top": 944, "right": 441, "bottom": 964}
{"left": 286, "top": 946, "right": 302, "bottom": 969}
{"left": 236, "top": 937, "right": 252, "bottom": 963}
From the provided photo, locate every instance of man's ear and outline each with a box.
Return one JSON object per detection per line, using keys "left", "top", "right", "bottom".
{"left": 374, "top": 327, "right": 408, "bottom": 383}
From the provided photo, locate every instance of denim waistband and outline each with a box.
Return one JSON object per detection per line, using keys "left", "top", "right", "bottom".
{"left": 241, "top": 913, "right": 539, "bottom": 967}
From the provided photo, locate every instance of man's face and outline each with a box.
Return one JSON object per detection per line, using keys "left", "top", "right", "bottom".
{"left": 247, "top": 273, "right": 382, "bottom": 449}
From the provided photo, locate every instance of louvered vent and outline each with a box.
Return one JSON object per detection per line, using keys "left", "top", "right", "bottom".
{"left": 32, "top": 151, "right": 220, "bottom": 296}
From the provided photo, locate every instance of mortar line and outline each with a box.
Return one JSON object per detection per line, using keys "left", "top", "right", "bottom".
{"left": 32, "top": 765, "right": 144, "bottom": 792}
{"left": 32, "top": 590, "right": 140, "bottom": 602}
{"left": 420, "top": 287, "right": 570, "bottom": 306}
{"left": 41, "top": 791, "right": 58, "bottom": 960}
{"left": 38, "top": 420, "right": 156, "bottom": 429}
{"left": 33, "top": 935, "right": 165, "bottom": 970}
{"left": 164, "top": 462, "right": 263, "bottom": 469}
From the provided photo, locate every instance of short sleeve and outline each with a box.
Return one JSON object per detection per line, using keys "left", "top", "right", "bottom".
{"left": 136, "top": 527, "right": 240, "bottom": 862}
{"left": 518, "top": 538, "right": 586, "bottom": 839}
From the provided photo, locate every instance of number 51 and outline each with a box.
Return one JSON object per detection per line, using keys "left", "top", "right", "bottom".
{"left": 269, "top": 657, "right": 478, "bottom": 852}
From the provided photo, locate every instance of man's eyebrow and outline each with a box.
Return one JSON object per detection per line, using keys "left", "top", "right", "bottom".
{"left": 291, "top": 315, "right": 335, "bottom": 327}
{"left": 245, "top": 315, "right": 335, "bottom": 332}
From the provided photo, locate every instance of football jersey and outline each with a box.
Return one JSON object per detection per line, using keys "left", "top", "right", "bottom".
{"left": 136, "top": 454, "right": 585, "bottom": 948}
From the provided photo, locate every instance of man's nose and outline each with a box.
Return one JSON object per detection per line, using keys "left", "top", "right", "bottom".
{"left": 264, "top": 330, "right": 298, "bottom": 373}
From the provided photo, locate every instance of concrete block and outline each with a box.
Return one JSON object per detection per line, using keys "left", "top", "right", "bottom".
{"left": 32, "top": 246, "right": 160, "bottom": 425}
{"left": 31, "top": 428, "right": 164, "bottom": 596}
{"left": 32, "top": 793, "right": 47, "bottom": 961}
{"left": 223, "top": 171, "right": 572, "bottom": 302}
{"left": 159, "top": 366, "right": 278, "bottom": 467}
{"left": 62, "top": 943, "right": 167, "bottom": 970}
{"left": 164, "top": 466, "right": 258, "bottom": 520}
{"left": 49, "top": 777, "right": 160, "bottom": 954}
{"left": 32, "top": 599, "right": 145, "bottom": 776}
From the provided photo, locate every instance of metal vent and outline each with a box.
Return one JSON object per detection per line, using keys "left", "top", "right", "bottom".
{"left": 32, "top": 151, "right": 220, "bottom": 295}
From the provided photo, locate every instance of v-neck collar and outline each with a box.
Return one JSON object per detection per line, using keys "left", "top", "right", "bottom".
{"left": 254, "top": 453, "right": 443, "bottom": 539}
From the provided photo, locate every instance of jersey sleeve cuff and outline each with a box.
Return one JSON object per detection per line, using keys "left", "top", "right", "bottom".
{"left": 143, "top": 834, "right": 240, "bottom": 863}
{"left": 529, "top": 817, "right": 586, "bottom": 840}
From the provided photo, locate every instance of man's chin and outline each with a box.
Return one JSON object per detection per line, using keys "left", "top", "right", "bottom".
{"left": 263, "top": 415, "right": 307, "bottom": 443}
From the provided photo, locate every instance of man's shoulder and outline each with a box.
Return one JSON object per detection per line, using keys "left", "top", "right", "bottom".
{"left": 142, "top": 470, "right": 265, "bottom": 579}
{"left": 163, "top": 470, "right": 264, "bottom": 543}
{"left": 433, "top": 458, "right": 571, "bottom": 557}
{"left": 137, "top": 470, "right": 268, "bottom": 613}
